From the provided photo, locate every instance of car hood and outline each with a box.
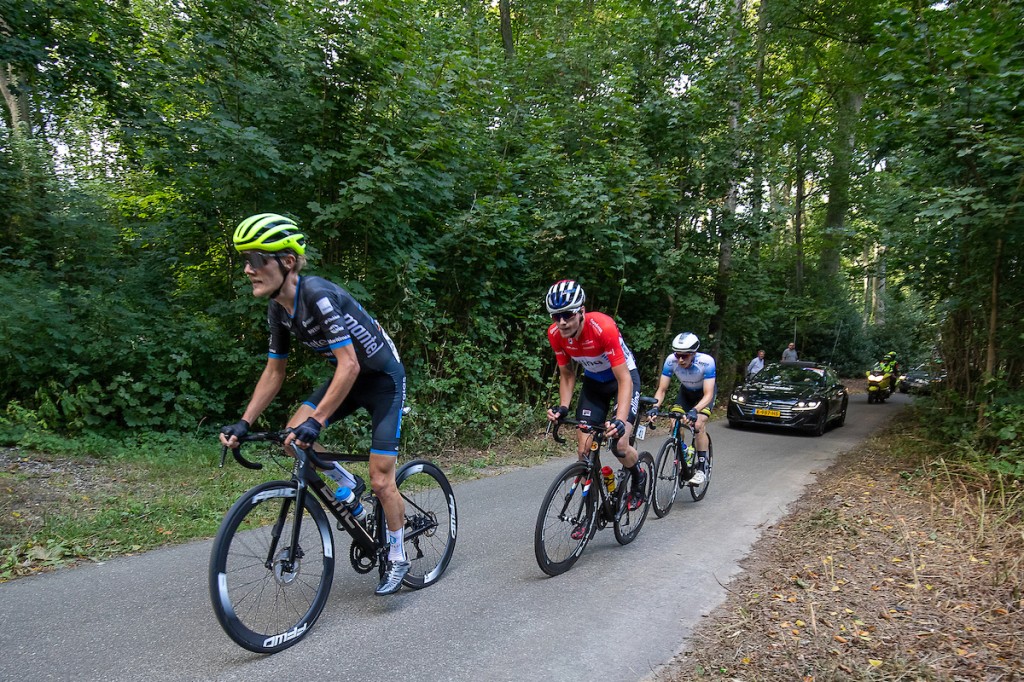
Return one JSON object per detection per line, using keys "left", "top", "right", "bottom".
{"left": 737, "top": 384, "right": 820, "bottom": 401}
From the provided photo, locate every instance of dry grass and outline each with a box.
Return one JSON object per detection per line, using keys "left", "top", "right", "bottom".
{"left": 651, "top": 423, "right": 1024, "bottom": 682}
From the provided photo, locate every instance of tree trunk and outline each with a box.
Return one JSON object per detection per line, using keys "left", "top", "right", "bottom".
{"left": 793, "top": 146, "right": 805, "bottom": 296}
{"left": 862, "top": 242, "right": 872, "bottom": 325}
{"left": 708, "top": 0, "right": 744, "bottom": 361}
{"left": 819, "top": 84, "right": 865, "bottom": 278}
{"left": 499, "top": 0, "right": 514, "bottom": 61}
{"left": 0, "top": 64, "right": 32, "bottom": 134}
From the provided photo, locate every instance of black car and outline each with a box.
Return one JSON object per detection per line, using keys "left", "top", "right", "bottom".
{"left": 899, "top": 364, "right": 946, "bottom": 395}
{"left": 727, "top": 361, "right": 848, "bottom": 436}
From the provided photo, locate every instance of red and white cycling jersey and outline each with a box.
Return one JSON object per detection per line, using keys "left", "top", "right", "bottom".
{"left": 547, "top": 311, "right": 637, "bottom": 382}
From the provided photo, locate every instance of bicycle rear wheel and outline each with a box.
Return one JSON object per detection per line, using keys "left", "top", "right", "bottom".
{"left": 614, "top": 452, "right": 654, "bottom": 545}
{"left": 652, "top": 439, "right": 680, "bottom": 517}
{"left": 394, "top": 460, "right": 458, "bottom": 589}
{"left": 209, "top": 481, "right": 334, "bottom": 654}
{"left": 688, "top": 434, "right": 713, "bottom": 501}
{"left": 534, "top": 461, "right": 598, "bottom": 576}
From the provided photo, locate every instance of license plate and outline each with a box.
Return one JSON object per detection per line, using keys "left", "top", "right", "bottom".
{"left": 754, "top": 408, "right": 781, "bottom": 417}
{"left": 635, "top": 424, "right": 647, "bottom": 440}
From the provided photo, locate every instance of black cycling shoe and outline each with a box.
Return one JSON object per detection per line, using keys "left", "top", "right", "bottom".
{"left": 626, "top": 469, "right": 647, "bottom": 511}
{"left": 375, "top": 559, "right": 411, "bottom": 596}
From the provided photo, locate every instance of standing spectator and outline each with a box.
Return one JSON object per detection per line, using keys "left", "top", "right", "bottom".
{"left": 782, "top": 342, "right": 798, "bottom": 362}
{"left": 746, "top": 349, "right": 766, "bottom": 380}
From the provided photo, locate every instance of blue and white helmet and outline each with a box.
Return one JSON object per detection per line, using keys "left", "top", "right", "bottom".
{"left": 545, "top": 279, "right": 586, "bottom": 314}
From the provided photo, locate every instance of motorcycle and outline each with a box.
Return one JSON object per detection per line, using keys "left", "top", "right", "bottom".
{"left": 866, "top": 362, "right": 895, "bottom": 403}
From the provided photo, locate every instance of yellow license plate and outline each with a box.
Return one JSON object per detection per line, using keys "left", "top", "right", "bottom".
{"left": 754, "top": 408, "right": 781, "bottom": 417}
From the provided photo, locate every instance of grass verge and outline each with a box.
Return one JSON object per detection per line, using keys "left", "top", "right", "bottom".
{"left": 1, "top": 428, "right": 567, "bottom": 581}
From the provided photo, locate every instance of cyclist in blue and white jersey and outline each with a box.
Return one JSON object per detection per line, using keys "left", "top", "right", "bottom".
{"left": 217, "top": 213, "right": 410, "bottom": 596}
{"left": 649, "top": 332, "right": 716, "bottom": 486}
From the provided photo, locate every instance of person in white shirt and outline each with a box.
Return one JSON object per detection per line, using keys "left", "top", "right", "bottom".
{"left": 746, "top": 349, "right": 765, "bottom": 380}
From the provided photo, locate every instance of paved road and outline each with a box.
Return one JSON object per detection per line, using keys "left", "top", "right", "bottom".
{"left": 0, "top": 393, "right": 906, "bottom": 681}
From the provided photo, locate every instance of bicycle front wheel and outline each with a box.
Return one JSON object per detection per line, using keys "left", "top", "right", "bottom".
{"left": 209, "top": 481, "right": 334, "bottom": 654}
{"left": 614, "top": 452, "right": 654, "bottom": 545}
{"left": 689, "top": 434, "right": 713, "bottom": 501}
{"left": 652, "top": 439, "right": 680, "bottom": 518}
{"left": 534, "top": 461, "right": 598, "bottom": 576}
{"left": 394, "top": 460, "right": 458, "bottom": 590}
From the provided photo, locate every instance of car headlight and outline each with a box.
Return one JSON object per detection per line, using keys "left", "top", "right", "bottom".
{"left": 730, "top": 393, "right": 745, "bottom": 403}
{"left": 794, "top": 400, "right": 820, "bottom": 410}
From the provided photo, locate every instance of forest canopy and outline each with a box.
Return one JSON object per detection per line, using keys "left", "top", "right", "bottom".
{"left": 1, "top": 0, "right": 1021, "bottom": 456}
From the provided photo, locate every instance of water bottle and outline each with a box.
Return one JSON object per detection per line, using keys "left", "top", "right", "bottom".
{"left": 601, "top": 465, "right": 616, "bottom": 493}
{"left": 335, "top": 486, "right": 368, "bottom": 525}
{"left": 684, "top": 444, "right": 696, "bottom": 467}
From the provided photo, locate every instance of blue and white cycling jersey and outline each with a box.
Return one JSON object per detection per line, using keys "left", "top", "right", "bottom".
{"left": 662, "top": 351, "right": 717, "bottom": 397}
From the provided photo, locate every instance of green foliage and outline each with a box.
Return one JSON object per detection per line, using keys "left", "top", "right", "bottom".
{"left": 0, "top": 0, "right": 1018, "bottom": 474}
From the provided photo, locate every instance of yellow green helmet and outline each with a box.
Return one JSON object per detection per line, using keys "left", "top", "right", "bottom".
{"left": 233, "top": 213, "right": 306, "bottom": 255}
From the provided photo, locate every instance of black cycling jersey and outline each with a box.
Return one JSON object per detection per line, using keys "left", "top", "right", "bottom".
{"left": 267, "top": 276, "right": 401, "bottom": 370}
{"left": 266, "top": 275, "right": 406, "bottom": 456}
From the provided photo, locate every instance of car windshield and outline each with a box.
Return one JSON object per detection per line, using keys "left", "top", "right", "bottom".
{"left": 755, "top": 364, "right": 825, "bottom": 386}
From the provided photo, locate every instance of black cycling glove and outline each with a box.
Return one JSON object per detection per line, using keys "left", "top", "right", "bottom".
{"left": 220, "top": 419, "right": 250, "bottom": 441}
{"left": 608, "top": 419, "right": 626, "bottom": 438}
{"left": 550, "top": 405, "right": 569, "bottom": 420}
{"left": 645, "top": 406, "right": 660, "bottom": 418}
{"left": 292, "top": 417, "right": 323, "bottom": 445}
{"left": 686, "top": 409, "right": 698, "bottom": 423}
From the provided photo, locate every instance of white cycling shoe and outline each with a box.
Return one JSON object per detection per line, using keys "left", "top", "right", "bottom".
{"left": 686, "top": 470, "right": 707, "bottom": 487}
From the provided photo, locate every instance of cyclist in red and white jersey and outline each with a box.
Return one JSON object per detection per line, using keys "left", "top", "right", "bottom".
{"left": 544, "top": 279, "right": 646, "bottom": 509}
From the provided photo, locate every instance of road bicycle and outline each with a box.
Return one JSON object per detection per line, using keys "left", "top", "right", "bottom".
{"left": 209, "top": 432, "right": 457, "bottom": 654}
{"left": 650, "top": 405, "right": 713, "bottom": 517}
{"left": 534, "top": 416, "right": 655, "bottom": 576}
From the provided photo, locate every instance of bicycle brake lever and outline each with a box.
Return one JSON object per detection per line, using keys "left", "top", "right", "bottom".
{"left": 219, "top": 446, "right": 227, "bottom": 468}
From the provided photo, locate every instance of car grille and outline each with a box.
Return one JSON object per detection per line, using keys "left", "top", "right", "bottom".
{"left": 737, "top": 398, "right": 796, "bottom": 420}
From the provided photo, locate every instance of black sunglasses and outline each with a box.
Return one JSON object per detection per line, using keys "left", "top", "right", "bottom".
{"left": 675, "top": 352, "right": 695, "bottom": 360}
{"left": 550, "top": 309, "right": 581, "bottom": 322}
{"left": 242, "top": 252, "right": 279, "bottom": 269}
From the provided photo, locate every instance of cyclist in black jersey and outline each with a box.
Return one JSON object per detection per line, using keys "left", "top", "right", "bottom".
{"left": 217, "top": 213, "right": 410, "bottom": 596}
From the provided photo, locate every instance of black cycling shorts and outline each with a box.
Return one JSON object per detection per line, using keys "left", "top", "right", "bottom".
{"left": 305, "top": 365, "right": 407, "bottom": 456}
{"left": 676, "top": 386, "right": 716, "bottom": 414}
{"left": 576, "top": 368, "right": 642, "bottom": 427}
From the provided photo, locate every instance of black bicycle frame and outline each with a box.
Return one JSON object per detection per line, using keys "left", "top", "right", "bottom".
{"left": 226, "top": 433, "right": 439, "bottom": 568}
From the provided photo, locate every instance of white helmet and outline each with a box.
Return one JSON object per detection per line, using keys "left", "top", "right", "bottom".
{"left": 545, "top": 279, "right": 586, "bottom": 313}
{"left": 671, "top": 332, "right": 700, "bottom": 353}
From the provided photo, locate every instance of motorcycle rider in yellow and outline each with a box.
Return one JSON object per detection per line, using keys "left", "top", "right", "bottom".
{"left": 881, "top": 352, "right": 900, "bottom": 391}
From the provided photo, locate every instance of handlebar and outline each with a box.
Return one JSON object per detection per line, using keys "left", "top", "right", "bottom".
{"left": 645, "top": 409, "right": 699, "bottom": 438}
{"left": 550, "top": 417, "right": 610, "bottom": 445}
{"left": 218, "top": 431, "right": 336, "bottom": 471}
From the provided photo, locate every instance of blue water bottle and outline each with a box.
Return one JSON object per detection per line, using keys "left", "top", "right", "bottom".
{"left": 335, "top": 486, "right": 368, "bottom": 525}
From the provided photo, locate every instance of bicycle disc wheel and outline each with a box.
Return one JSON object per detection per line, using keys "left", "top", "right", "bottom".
{"left": 209, "top": 481, "right": 334, "bottom": 654}
{"left": 688, "top": 435, "right": 713, "bottom": 501}
{"left": 394, "top": 459, "right": 458, "bottom": 589}
{"left": 652, "top": 439, "right": 680, "bottom": 518}
{"left": 614, "top": 452, "right": 654, "bottom": 545}
{"left": 534, "top": 461, "right": 598, "bottom": 576}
